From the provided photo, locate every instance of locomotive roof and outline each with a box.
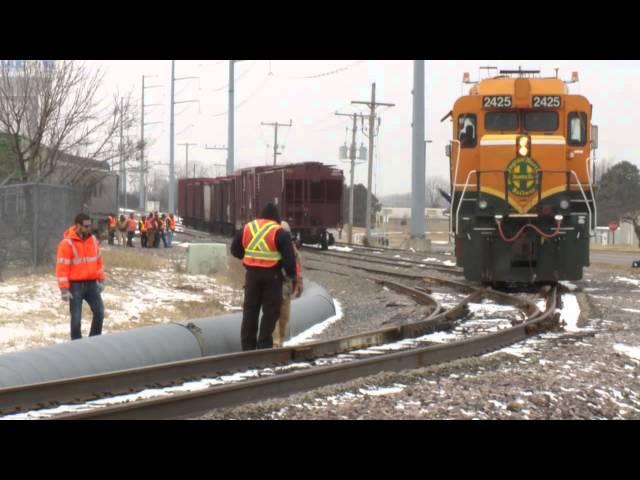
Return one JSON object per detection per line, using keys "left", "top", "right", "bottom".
{"left": 470, "top": 77, "right": 568, "bottom": 96}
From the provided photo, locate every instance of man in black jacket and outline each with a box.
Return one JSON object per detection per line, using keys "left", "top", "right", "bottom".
{"left": 231, "top": 203, "right": 296, "bottom": 350}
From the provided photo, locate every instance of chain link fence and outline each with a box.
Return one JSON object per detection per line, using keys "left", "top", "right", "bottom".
{"left": 0, "top": 183, "right": 82, "bottom": 277}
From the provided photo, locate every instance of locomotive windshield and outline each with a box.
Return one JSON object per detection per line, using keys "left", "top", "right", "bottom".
{"left": 523, "top": 111, "right": 558, "bottom": 131}
{"left": 485, "top": 112, "right": 518, "bottom": 131}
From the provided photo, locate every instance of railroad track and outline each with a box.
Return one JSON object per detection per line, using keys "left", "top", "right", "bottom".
{"left": 301, "top": 246, "right": 461, "bottom": 276}
{"left": 0, "top": 263, "right": 557, "bottom": 419}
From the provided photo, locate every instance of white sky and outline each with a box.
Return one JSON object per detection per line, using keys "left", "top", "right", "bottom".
{"left": 86, "top": 60, "right": 637, "bottom": 196}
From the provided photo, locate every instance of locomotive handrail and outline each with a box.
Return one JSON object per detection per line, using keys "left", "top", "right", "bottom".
{"left": 450, "top": 139, "right": 461, "bottom": 238}
{"left": 584, "top": 154, "right": 598, "bottom": 231}
{"left": 454, "top": 170, "right": 478, "bottom": 236}
{"left": 451, "top": 168, "right": 594, "bottom": 237}
{"left": 569, "top": 169, "right": 594, "bottom": 236}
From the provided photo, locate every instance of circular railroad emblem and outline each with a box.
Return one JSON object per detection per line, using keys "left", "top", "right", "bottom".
{"left": 506, "top": 156, "right": 540, "bottom": 196}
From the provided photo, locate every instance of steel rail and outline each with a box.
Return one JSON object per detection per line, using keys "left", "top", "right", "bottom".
{"left": 54, "top": 287, "right": 558, "bottom": 420}
{"left": 0, "top": 278, "right": 468, "bottom": 416}
{"left": 301, "top": 247, "right": 461, "bottom": 275}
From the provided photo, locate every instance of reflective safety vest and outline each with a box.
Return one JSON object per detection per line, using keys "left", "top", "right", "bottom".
{"left": 139, "top": 220, "right": 146, "bottom": 233}
{"left": 56, "top": 226, "right": 105, "bottom": 289}
{"left": 242, "top": 218, "right": 282, "bottom": 268}
{"left": 168, "top": 217, "right": 176, "bottom": 231}
{"left": 108, "top": 215, "right": 116, "bottom": 228}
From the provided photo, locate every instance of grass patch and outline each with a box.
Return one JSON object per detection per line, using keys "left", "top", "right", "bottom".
{"left": 102, "top": 249, "right": 167, "bottom": 271}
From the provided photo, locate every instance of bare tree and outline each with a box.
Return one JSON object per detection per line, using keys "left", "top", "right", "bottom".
{"left": 594, "top": 156, "right": 614, "bottom": 184}
{"left": 622, "top": 212, "right": 640, "bottom": 248}
{"left": 0, "top": 60, "right": 139, "bottom": 189}
{"left": 0, "top": 60, "right": 141, "bottom": 271}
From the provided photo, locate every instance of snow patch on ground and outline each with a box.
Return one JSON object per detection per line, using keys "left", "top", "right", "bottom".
{"left": 559, "top": 294, "right": 581, "bottom": 332}
{"left": 614, "top": 344, "right": 640, "bottom": 362}
{"left": 614, "top": 276, "right": 640, "bottom": 287}
{"left": 0, "top": 260, "right": 243, "bottom": 354}
{"left": 559, "top": 281, "right": 579, "bottom": 291}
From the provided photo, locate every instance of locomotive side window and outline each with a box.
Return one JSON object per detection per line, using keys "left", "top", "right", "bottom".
{"left": 457, "top": 114, "right": 476, "bottom": 148}
{"left": 568, "top": 112, "right": 587, "bottom": 146}
{"left": 523, "top": 111, "right": 558, "bottom": 131}
{"left": 485, "top": 112, "right": 518, "bottom": 131}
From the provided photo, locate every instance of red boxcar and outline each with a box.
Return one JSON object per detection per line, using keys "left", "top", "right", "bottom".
{"left": 178, "top": 162, "right": 343, "bottom": 248}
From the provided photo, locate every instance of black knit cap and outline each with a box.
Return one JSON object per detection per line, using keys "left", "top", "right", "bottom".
{"left": 260, "top": 203, "right": 281, "bottom": 223}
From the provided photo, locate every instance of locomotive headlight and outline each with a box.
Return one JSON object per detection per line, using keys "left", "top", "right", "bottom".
{"left": 518, "top": 136, "right": 529, "bottom": 157}
{"left": 478, "top": 200, "right": 488, "bottom": 210}
{"left": 559, "top": 199, "right": 570, "bottom": 210}
{"left": 554, "top": 215, "right": 563, "bottom": 222}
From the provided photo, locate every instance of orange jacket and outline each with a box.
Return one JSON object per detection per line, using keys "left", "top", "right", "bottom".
{"left": 293, "top": 242, "right": 302, "bottom": 278}
{"left": 56, "top": 226, "right": 105, "bottom": 289}
{"left": 242, "top": 219, "right": 282, "bottom": 268}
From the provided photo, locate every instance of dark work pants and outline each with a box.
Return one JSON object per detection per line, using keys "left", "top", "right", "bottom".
{"left": 241, "top": 267, "right": 283, "bottom": 350}
{"left": 69, "top": 281, "right": 104, "bottom": 340}
{"left": 127, "top": 231, "right": 134, "bottom": 247}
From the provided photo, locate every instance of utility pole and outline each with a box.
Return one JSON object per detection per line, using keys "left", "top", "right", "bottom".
{"left": 411, "top": 60, "right": 426, "bottom": 243}
{"left": 119, "top": 97, "right": 124, "bottom": 210}
{"left": 261, "top": 120, "right": 292, "bottom": 165}
{"left": 206, "top": 145, "right": 228, "bottom": 177}
{"left": 140, "top": 74, "right": 162, "bottom": 210}
{"left": 352, "top": 83, "right": 394, "bottom": 243}
{"left": 178, "top": 143, "right": 197, "bottom": 178}
{"left": 227, "top": 60, "right": 249, "bottom": 176}
{"left": 335, "top": 111, "right": 364, "bottom": 244}
{"left": 169, "top": 60, "right": 199, "bottom": 214}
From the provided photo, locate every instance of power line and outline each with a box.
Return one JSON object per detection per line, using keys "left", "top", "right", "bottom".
{"left": 284, "top": 60, "right": 367, "bottom": 79}
{"left": 201, "top": 60, "right": 257, "bottom": 92}
{"left": 208, "top": 72, "right": 271, "bottom": 118}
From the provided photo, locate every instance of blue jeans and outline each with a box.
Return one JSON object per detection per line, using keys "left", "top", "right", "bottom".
{"left": 166, "top": 230, "right": 174, "bottom": 247}
{"left": 69, "top": 281, "right": 104, "bottom": 340}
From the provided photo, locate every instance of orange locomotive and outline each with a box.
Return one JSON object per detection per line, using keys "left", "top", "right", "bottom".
{"left": 446, "top": 68, "right": 597, "bottom": 282}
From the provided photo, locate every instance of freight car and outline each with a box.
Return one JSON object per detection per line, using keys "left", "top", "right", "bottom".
{"left": 178, "top": 162, "right": 344, "bottom": 249}
{"left": 446, "top": 68, "right": 598, "bottom": 283}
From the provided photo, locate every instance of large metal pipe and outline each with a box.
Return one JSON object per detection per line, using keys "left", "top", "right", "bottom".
{"left": 0, "top": 280, "right": 335, "bottom": 388}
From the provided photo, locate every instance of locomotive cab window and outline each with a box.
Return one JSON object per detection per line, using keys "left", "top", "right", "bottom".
{"left": 485, "top": 112, "right": 518, "bottom": 131}
{"left": 458, "top": 114, "right": 476, "bottom": 148}
{"left": 523, "top": 111, "right": 558, "bottom": 132}
{"left": 568, "top": 112, "right": 587, "bottom": 145}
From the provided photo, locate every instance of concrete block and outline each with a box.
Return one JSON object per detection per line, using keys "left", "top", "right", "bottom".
{"left": 186, "top": 243, "right": 228, "bottom": 275}
{"left": 407, "top": 238, "right": 431, "bottom": 253}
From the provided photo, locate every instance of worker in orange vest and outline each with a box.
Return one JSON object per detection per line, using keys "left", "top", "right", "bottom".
{"left": 138, "top": 215, "right": 147, "bottom": 248}
{"left": 272, "top": 220, "right": 303, "bottom": 348}
{"left": 231, "top": 203, "right": 296, "bottom": 350}
{"left": 167, "top": 213, "right": 176, "bottom": 247}
{"left": 107, "top": 213, "right": 116, "bottom": 245}
{"left": 56, "top": 213, "right": 105, "bottom": 340}
{"left": 145, "top": 213, "right": 156, "bottom": 249}
{"left": 126, "top": 213, "right": 137, "bottom": 247}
